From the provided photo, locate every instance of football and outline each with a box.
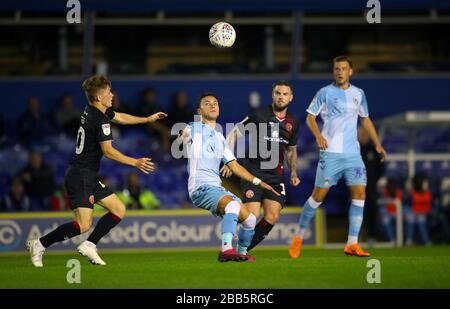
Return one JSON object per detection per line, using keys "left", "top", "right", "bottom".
{"left": 209, "top": 22, "right": 236, "bottom": 48}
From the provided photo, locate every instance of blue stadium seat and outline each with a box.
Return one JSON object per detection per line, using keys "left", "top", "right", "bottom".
{"left": 0, "top": 172, "right": 11, "bottom": 196}
{"left": 0, "top": 145, "right": 30, "bottom": 176}
{"left": 385, "top": 161, "right": 408, "bottom": 178}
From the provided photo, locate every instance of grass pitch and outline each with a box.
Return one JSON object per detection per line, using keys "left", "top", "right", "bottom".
{"left": 0, "top": 246, "right": 449, "bottom": 289}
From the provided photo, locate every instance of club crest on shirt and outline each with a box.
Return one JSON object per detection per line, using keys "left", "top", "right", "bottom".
{"left": 102, "top": 123, "right": 111, "bottom": 135}
{"left": 286, "top": 123, "right": 292, "bottom": 132}
{"left": 89, "top": 195, "right": 95, "bottom": 205}
{"left": 353, "top": 97, "right": 359, "bottom": 106}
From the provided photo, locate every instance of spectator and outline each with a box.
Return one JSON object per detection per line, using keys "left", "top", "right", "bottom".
{"left": 50, "top": 185, "right": 71, "bottom": 211}
{"left": 0, "top": 178, "right": 31, "bottom": 212}
{"left": 53, "top": 94, "right": 81, "bottom": 137}
{"left": 379, "top": 178, "right": 403, "bottom": 244}
{"left": 167, "top": 90, "right": 194, "bottom": 128}
{"left": 136, "top": 87, "right": 171, "bottom": 152}
{"left": 17, "top": 96, "right": 52, "bottom": 148}
{"left": 116, "top": 172, "right": 160, "bottom": 210}
{"left": 358, "top": 126, "right": 384, "bottom": 243}
{"left": 405, "top": 174, "right": 432, "bottom": 245}
{"left": 19, "top": 151, "right": 55, "bottom": 210}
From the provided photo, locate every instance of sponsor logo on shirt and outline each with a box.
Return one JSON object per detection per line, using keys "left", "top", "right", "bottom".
{"left": 263, "top": 136, "right": 288, "bottom": 144}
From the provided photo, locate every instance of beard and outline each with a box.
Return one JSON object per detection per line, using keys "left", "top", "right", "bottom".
{"left": 273, "top": 102, "right": 288, "bottom": 112}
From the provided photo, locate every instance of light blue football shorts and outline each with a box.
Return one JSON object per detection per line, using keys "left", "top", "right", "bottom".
{"left": 190, "top": 185, "right": 242, "bottom": 217}
{"left": 314, "top": 151, "right": 367, "bottom": 188}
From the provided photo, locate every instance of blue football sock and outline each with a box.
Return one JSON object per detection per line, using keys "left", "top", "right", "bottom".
{"left": 221, "top": 213, "right": 238, "bottom": 251}
{"left": 221, "top": 232, "right": 234, "bottom": 251}
{"left": 298, "top": 197, "right": 321, "bottom": 237}
{"left": 237, "top": 228, "right": 255, "bottom": 255}
{"left": 348, "top": 200, "right": 365, "bottom": 245}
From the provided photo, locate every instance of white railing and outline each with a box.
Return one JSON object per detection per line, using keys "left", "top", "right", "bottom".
{"left": 386, "top": 153, "right": 450, "bottom": 179}
{"left": 377, "top": 197, "right": 403, "bottom": 247}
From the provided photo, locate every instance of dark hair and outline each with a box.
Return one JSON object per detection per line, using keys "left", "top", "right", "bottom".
{"left": 272, "top": 80, "right": 293, "bottom": 93}
{"left": 386, "top": 178, "right": 398, "bottom": 197}
{"left": 413, "top": 174, "right": 426, "bottom": 192}
{"left": 197, "top": 92, "right": 220, "bottom": 108}
{"left": 81, "top": 75, "right": 111, "bottom": 103}
{"left": 333, "top": 56, "right": 353, "bottom": 68}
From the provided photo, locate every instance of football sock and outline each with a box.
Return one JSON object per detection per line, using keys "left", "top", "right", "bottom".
{"left": 87, "top": 213, "right": 122, "bottom": 245}
{"left": 298, "top": 197, "right": 322, "bottom": 238}
{"left": 347, "top": 199, "right": 365, "bottom": 245}
{"left": 247, "top": 218, "right": 273, "bottom": 251}
{"left": 221, "top": 201, "right": 240, "bottom": 251}
{"left": 237, "top": 213, "right": 256, "bottom": 254}
{"left": 39, "top": 221, "right": 81, "bottom": 248}
{"left": 222, "top": 233, "right": 234, "bottom": 251}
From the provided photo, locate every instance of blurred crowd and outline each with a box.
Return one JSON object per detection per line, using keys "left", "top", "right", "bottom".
{"left": 0, "top": 88, "right": 449, "bottom": 245}
{"left": 358, "top": 127, "right": 450, "bottom": 245}
{"left": 0, "top": 87, "right": 195, "bottom": 212}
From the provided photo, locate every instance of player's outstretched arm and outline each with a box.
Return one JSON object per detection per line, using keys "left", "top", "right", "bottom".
{"left": 226, "top": 160, "right": 280, "bottom": 196}
{"left": 112, "top": 112, "right": 167, "bottom": 125}
{"left": 286, "top": 146, "right": 301, "bottom": 186}
{"left": 306, "top": 113, "right": 328, "bottom": 150}
{"left": 100, "top": 140, "right": 155, "bottom": 174}
{"left": 360, "top": 117, "right": 388, "bottom": 162}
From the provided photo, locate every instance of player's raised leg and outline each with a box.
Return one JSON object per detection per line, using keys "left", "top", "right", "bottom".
{"left": 289, "top": 187, "right": 327, "bottom": 259}
{"left": 78, "top": 194, "right": 125, "bottom": 265}
{"left": 344, "top": 185, "right": 370, "bottom": 257}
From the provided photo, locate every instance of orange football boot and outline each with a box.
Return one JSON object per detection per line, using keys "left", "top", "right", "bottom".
{"left": 344, "top": 243, "right": 371, "bottom": 257}
{"left": 289, "top": 236, "right": 303, "bottom": 259}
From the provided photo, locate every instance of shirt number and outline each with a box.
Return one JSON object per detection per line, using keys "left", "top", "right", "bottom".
{"left": 75, "top": 126, "right": 85, "bottom": 154}
{"left": 280, "top": 183, "right": 286, "bottom": 196}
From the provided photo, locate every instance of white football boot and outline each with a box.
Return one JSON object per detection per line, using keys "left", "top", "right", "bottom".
{"left": 77, "top": 241, "right": 106, "bottom": 265}
{"left": 26, "top": 239, "right": 45, "bottom": 267}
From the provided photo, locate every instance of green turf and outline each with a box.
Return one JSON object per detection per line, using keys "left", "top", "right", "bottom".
{"left": 1, "top": 246, "right": 449, "bottom": 288}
